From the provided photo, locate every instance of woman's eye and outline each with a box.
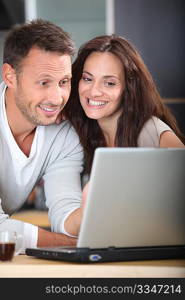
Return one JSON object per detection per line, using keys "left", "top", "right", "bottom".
{"left": 105, "top": 81, "right": 116, "bottom": 87}
{"left": 82, "top": 76, "right": 92, "bottom": 82}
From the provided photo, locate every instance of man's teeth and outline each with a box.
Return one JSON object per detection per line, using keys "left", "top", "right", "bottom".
{"left": 88, "top": 99, "right": 107, "bottom": 106}
{"left": 39, "top": 105, "right": 58, "bottom": 112}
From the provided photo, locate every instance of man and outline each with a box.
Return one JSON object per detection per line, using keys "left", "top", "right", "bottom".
{"left": 0, "top": 19, "right": 83, "bottom": 250}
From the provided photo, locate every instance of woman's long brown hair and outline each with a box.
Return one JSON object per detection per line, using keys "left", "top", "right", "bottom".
{"left": 64, "top": 35, "right": 184, "bottom": 173}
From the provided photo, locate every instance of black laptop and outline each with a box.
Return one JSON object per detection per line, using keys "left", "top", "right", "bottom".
{"left": 26, "top": 148, "right": 185, "bottom": 262}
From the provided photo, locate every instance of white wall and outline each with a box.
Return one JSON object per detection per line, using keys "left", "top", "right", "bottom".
{"left": 0, "top": 31, "right": 8, "bottom": 81}
{"left": 0, "top": 0, "right": 107, "bottom": 81}
{"left": 36, "top": 0, "right": 106, "bottom": 49}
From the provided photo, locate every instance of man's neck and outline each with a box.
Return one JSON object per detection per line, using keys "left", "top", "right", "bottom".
{"left": 5, "top": 87, "right": 36, "bottom": 156}
{"left": 15, "top": 130, "right": 36, "bottom": 157}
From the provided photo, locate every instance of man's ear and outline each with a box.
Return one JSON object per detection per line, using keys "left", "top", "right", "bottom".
{"left": 2, "top": 63, "right": 16, "bottom": 88}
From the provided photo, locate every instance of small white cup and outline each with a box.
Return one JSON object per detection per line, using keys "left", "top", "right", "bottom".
{"left": 0, "top": 231, "right": 23, "bottom": 261}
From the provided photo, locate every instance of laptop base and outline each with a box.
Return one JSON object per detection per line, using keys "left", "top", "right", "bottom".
{"left": 26, "top": 245, "right": 185, "bottom": 263}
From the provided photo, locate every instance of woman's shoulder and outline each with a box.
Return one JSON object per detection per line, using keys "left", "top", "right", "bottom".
{"left": 137, "top": 116, "right": 172, "bottom": 147}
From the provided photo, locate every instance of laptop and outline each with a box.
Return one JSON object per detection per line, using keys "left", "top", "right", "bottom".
{"left": 26, "top": 148, "right": 185, "bottom": 262}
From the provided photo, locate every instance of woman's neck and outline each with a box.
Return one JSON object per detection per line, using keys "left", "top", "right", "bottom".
{"left": 98, "top": 110, "right": 122, "bottom": 147}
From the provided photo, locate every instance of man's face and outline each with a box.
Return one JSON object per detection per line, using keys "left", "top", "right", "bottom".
{"left": 13, "top": 47, "right": 72, "bottom": 126}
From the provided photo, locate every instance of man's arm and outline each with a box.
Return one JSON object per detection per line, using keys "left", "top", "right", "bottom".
{"left": 37, "top": 227, "right": 76, "bottom": 247}
{"left": 43, "top": 124, "right": 84, "bottom": 237}
{"left": 64, "top": 182, "right": 89, "bottom": 236}
{"left": 0, "top": 214, "right": 76, "bottom": 250}
{"left": 0, "top": 198, "right": 76, "bottom": 249}
{"left": 63, "top": 207, "right": 83, "bottom": 237}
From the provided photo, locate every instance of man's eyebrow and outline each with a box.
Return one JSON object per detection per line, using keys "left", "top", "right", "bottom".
{"left": 37, "top": 74, "right": 72, "bottom": 79}
{"left": 37, "top": 74, "right": 54, "bottom": 79}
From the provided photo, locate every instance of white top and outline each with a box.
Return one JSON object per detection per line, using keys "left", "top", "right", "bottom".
{"left": 0, "top": 82, "right": 84, "bottom": 249}
{"left": 1, "top": 85, "right": 46, "bottom": 189}
{"left": 138, "top": 116, "right": 172, "bottom": 147}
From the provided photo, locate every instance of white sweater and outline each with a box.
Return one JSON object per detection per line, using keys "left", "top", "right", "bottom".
{"left": 0, "top": 82, "right": 83, "bottom": 249}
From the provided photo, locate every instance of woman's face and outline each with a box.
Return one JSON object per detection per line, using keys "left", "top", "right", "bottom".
{"left": 78, "top": 51, "right": 125, "bottom": 121}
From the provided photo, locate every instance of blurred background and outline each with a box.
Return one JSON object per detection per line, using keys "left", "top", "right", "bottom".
{"left": 0, "top": 0, "right": 185, "bottom": 132}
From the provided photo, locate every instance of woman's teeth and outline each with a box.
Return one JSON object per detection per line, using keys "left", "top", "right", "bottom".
{"left": 88, "top": 99, "right": 107, "bottom": 106}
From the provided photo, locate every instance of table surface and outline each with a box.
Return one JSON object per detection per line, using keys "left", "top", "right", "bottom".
{"left": 7, "top": 210, "right": 185, "bottom": 278}
{"left": 10, "top": 209, "right": 50, "bottom": 228}
{"left": 0, "top": 255, "right": 185, "bottom": 278}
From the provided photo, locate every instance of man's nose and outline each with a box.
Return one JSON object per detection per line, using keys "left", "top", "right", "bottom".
{"left": 47, "top": 86, "right": 64, "bottom": 104}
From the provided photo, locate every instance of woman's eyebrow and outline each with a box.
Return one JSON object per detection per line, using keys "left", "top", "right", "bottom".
{"left": 83, "top": 71, "right": 119, "bottom": 79}
{"left": 103, "top": 75, "right": 120, "bottom": 79}
{"left": 82, "top": 71, "right": 93, "bottom": 76}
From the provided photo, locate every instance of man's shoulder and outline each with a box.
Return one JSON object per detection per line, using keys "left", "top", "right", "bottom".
{"left": 42, "top": 120, "right": 83, "bottom": 161}
{"left": 43, "top": 120, "right": 81, "bottom": 148}
{"left": 0, "top": 82, "right": 5, "bottom": 95}
{"left": 44, "top": 120, "right": 76, "bottom": 137}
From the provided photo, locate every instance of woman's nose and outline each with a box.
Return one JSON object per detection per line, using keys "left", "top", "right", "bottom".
{"left": 89, "top": 82, "right": 103, "bottom": 97}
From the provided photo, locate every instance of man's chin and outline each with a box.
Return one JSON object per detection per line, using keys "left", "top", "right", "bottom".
{"left": 33, "top": 117, "right": 58, "bottom": 126}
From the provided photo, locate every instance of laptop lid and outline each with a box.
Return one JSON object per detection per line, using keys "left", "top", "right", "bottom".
{"left": 77, "top": 148, "right": 185, "bottom": 249}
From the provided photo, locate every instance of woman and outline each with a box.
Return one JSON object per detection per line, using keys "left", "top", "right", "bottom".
{"left": 65, "top": 34, "right": 184, "bottom": 173}
{"left": 64, "top": 34, "right": 185, "bottom": 236}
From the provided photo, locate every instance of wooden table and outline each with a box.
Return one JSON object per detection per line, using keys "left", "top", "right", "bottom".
{"left": 10, "top": 209, "right": 50, "bottom": 228}
{"left": 7, "top": 210, "right": 185, "bottom": 278}
{"left": 0, "top": 255, "right": 185, "bottom": 278}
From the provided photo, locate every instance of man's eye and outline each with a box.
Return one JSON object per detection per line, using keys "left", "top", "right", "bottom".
{"left": 60, "top": 79, "right": 70, "bottom": 86}
{"left": 39, "top": 81, "right": 48, "bottom": 86}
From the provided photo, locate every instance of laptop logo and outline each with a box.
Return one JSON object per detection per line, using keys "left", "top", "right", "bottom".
{"left": 89, "top": 254, "right": 102, "bottom": 262}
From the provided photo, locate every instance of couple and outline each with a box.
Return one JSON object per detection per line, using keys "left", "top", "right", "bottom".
{"left": 0, "top": 19, "right": 184, "bottom": 251}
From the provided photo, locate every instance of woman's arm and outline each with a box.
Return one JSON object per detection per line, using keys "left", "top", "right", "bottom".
{"left": 160, "top": 131, "right": 185, "bottom": 148}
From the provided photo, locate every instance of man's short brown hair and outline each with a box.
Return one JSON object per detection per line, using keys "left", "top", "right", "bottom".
{"left": 3, "top": 19, "right": 75, "bottom": 71}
